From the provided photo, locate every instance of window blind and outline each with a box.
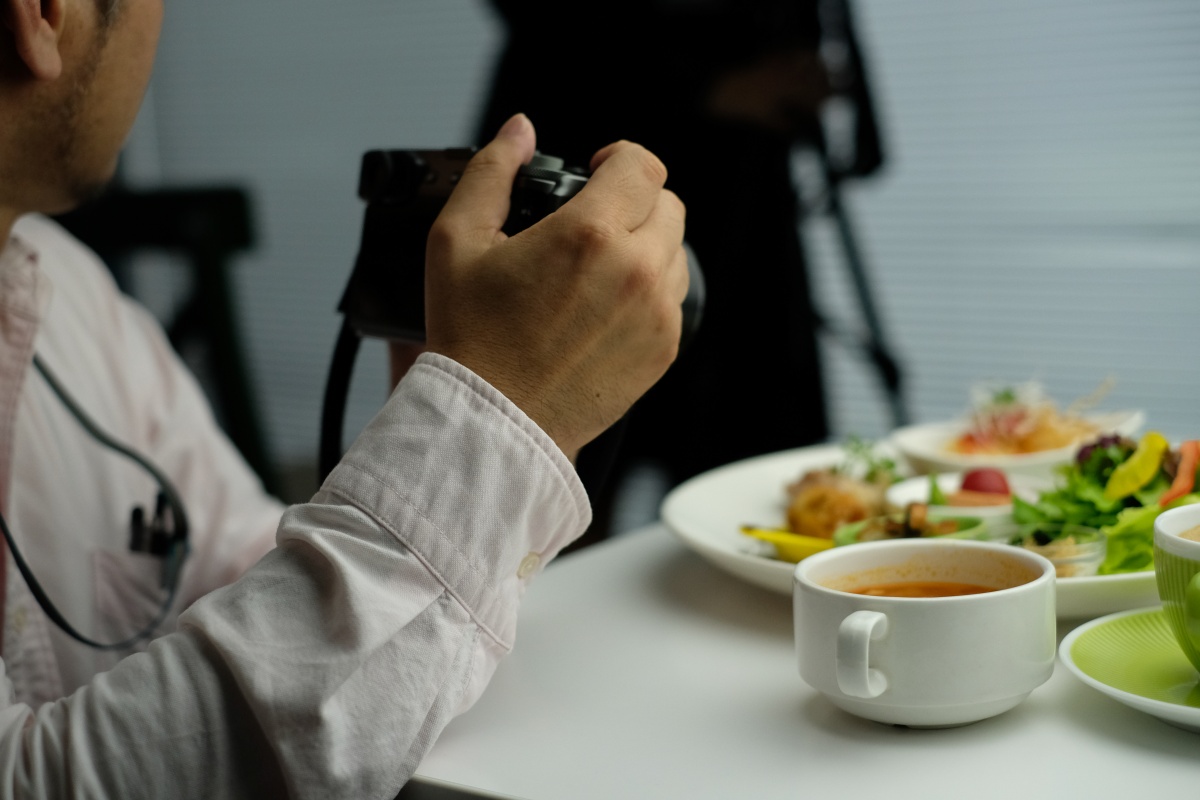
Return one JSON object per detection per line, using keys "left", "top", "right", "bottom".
{"left": 807, "top": 0, "right": 1200, "bottom": 445}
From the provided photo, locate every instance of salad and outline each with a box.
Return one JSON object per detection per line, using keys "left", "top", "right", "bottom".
{"left": 1012, "top": 433, "right": 1200, "bottom": 574}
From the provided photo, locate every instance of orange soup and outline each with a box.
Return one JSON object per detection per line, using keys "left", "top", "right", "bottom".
{"left": 851, "top": 581, "right": 997, "bottom": 598}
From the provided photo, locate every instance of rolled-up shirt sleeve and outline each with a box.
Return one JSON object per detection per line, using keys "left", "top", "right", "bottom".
{"left": 0, "top": 352, "right": 591, "bottom": 799}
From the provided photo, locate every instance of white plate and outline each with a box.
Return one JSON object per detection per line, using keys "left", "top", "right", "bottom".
{"left": 885, "top": 472, "right": 1051, "bottom": 519}
{"left": 660, "top": 445, "right": 1158, "bottom": 620}
{"left": 888, "top": 410, "right": 1145, "bottom": 476}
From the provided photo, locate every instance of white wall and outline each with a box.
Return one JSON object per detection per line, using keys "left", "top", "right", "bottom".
{"left": 125, "top": 0, "right": 1200, "bottom": 483}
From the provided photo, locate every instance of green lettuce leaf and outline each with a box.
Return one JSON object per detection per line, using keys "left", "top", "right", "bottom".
{"left": 1097, "top": 494, "right": 1200, "bottom": 575}
{"left": 1134, "top": 473, "right": 1171, "bottom": 507}
{"left": 1012, "top": 495, "right": 1045, "bottom": 524}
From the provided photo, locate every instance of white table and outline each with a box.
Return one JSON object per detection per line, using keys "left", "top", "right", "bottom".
{"left": 409, "top": 525, "right": 1198, "bottom": 799}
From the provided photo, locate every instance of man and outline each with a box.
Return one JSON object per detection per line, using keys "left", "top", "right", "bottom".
{"left": 0, "top": 0, "right": 688, "bottom": 796}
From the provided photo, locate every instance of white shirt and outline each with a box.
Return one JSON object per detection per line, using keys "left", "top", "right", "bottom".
{"left": 0, "top": 215, "right": 590, "bottom": 797}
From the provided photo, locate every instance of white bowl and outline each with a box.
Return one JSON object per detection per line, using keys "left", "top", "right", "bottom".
{"left": 885, "top": 472, "right": 1052, "bottom": 520}
{"left": 888, "top": 410, "right": 1144, "bottom": 477}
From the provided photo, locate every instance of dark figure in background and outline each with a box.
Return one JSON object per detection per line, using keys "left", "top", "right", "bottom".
{"left": 478, "top": 0, "right": 885, "bottom": 537}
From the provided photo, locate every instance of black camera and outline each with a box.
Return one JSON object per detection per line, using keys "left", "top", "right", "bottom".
{"left": 322, "top": 148, "right": 704, "bottom": 494}
{"left": 337, "top": 148, "right": 704, "bottom": 347}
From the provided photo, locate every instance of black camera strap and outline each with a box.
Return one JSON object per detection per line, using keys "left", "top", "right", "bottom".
{"left": 0, "top": 355, "right": 190, "bottom": 651}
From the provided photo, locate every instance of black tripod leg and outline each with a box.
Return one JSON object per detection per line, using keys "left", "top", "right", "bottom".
{"left": 826, "top": 182, "right": 909, "bottom": 429}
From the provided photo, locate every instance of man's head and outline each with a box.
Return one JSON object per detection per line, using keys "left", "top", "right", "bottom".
{"left": 0, "top": 0, "right": 161, "bottom": 228}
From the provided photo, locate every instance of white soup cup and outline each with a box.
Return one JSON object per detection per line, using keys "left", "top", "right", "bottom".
{"left": 794, "top": 538, "right": 1056, "bottom": 727}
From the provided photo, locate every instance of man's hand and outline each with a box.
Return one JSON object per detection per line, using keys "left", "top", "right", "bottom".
{"left": 423, "top": 114, "right": 689, "bottom": 461}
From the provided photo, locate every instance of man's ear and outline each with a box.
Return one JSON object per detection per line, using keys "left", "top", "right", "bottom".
{"left": 3, "top": 0, "right": 67, "bottom": 80}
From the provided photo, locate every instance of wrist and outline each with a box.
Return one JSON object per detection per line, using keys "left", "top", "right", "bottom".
{"left": 424, "top": 346, "right": 586, "bottom": 461}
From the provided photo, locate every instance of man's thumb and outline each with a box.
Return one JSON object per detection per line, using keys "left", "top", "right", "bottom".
{"left": 438, "top": 114, "right": 537, "bottom": 246}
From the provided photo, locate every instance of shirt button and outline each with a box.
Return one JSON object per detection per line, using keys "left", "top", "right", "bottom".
{"left": 517, "top": 553, "right": 541, "bottom": 579}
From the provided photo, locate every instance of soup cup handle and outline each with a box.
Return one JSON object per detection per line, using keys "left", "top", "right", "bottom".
{"left": 837, "top": 610, "right": 889, "bottom": 699}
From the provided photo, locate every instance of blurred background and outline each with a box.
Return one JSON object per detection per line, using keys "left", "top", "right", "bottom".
{"left": 98, "top": 0, "right": 1199, "bottom": 521}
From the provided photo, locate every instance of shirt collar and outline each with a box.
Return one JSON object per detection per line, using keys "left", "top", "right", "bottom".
{"left": 0, "top": 219, "right": 54, "bottom": 324}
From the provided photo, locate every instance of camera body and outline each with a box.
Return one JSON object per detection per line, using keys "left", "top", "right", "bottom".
{"left": 339, "top": 148, "right": 704, "bottom": 346}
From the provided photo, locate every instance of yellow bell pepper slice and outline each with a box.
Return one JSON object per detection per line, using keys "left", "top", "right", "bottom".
{"left": 740, "top": 526, "right": 834, "bottom": 563}
{"left": 1104, "top": 431, "right": 1169, "bottom": 501}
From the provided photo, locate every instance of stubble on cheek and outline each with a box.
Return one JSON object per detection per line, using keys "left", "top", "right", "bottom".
{"left": 47, "top": 30, "right": 119, "bottom": 210}
{"left": 62, "top": 60, "right": 119, "bottom": 205}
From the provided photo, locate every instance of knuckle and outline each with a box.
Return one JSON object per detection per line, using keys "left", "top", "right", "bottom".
{"left": 664, "top": 189, "right": 686, "bottom": 221}
{"left": 605, "top": 141, "right": 668, "bottom": 186}
{"left": 569, "top": 216, "right": 619, "bottom": 255}
{"left": 620, "top": 255, "right": 657, "bottom": 298}
{"left": 624, "top": 141, "right": 672, "bottom": 185}
{"left": 659, "top": 338, "right": 681, "bottom": 372}
{"left": 651, "top": 302, "right": 682, "bottom": 368}
{"left": 426, "top": 217, "right": 459, "bottom": 257}
{"left": 633, "top": 145, "right": 668, "bottom": 185}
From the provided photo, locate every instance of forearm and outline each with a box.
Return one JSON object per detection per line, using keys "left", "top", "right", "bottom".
{"left": 0, "top": 354, "right": 589, "bottom": 799}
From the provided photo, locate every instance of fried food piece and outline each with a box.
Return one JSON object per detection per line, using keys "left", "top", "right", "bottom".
{"left": 786, "top": 470, "right": 888, "bottom": 539}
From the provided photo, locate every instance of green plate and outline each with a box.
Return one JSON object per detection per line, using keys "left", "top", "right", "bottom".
{"left": 1060, "top": 607, "right": 1200, "bottom": 732}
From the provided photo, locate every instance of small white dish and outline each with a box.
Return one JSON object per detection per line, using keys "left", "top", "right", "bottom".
{"left": 884, "top": 472, "right": 1051, "bottom": 520}
{"left": 888, "top": 410, "right": 1144, "bottom": 476}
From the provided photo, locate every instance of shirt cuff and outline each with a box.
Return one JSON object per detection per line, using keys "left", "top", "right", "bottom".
{"left": 320, "top": 352, "right": 591, "bottom": 646}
